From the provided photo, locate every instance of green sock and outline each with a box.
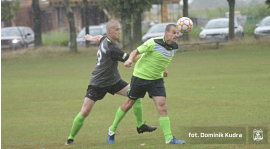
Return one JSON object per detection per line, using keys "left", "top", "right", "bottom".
{"left": 110, "top": 107, "right": 126, "bottom": 132}
{"left": 132, "top": 98, "right": 144, "bottom": 128}
{"left": 68, "top": 112, "right": 86, "bottom": 140}
{"left": 159, "top": 116, "right": 173, "bottom": 142}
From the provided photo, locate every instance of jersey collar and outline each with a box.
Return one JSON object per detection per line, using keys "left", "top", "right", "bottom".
{"left": 154, "top": 36, "right": 178, "bottom": 50}
{"left": 106, "top": 37, "right": 112, "bottom": 42}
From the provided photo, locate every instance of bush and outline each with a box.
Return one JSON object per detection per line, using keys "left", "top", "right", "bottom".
{"left": 242, "top": 23, "right": 257, "bottom": 36}
{"left": 42, "top": 30, "right": 70, "bottom": 46}
{"left": 188, "top": 24, "right": 201, "bottom": 39}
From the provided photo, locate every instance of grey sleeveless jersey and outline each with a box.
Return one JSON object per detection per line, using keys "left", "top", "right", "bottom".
{"left": 89, "top": 36, "right": 129, "bottom": 87}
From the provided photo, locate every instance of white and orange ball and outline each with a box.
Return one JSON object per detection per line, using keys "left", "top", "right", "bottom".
{"left": 176, "top": 17, "right": 193, "bottom": 34}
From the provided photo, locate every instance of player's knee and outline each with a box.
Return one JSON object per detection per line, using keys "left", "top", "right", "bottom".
{"left": 122, "top": 100, "right": 134, "bottom": 111}
{"left": 80, "top": 108, "right": 90, "bottom": 117}
{"left": 159, "top": 104, "right": 168, "bottom": 114}
{"left": 126, "top": 102, "right": 134, "bottom": 110}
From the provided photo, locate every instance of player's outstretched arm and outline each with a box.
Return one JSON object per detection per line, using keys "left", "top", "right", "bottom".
{"left": 83, "top": 34, "right": 103, "bottom": 43}
{"left": 124, "top": 49, "right": 139, "bottom": 68}
{"left": 133, "top": 54, "right": 142, "bottom": 62}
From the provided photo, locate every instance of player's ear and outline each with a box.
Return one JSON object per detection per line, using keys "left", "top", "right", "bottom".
{"left": 165, "top": 31, "right": 168, "bottom": 35}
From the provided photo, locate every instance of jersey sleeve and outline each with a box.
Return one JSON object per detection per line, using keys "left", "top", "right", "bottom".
{"left": 109, "top": 44, "right": 130, "bottom": 62}
{"left": 137, "top": 39, "right": 155, "bottom": 54}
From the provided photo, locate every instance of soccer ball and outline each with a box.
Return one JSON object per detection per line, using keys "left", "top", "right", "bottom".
{"left": 176, "top": 17, "right": 193, "bottom": 34}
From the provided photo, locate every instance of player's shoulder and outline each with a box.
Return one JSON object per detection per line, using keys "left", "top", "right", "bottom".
{"left": 100, "top": 35, "right": 107, "bottom": 43}
{"left": 143, "top": 36, "right": 163, "bottom": 46}
{"left": 100, "top": 36, "right": 114, "bottom": 47}
{"left": 106, "top": 40, "right": 121, "bottom": 53}
{"left": 152, "top": 36, "right": 164, "bottom": 40}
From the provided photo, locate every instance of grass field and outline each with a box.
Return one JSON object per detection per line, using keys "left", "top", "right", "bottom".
{"left": 1, "top": 38, "right": 270, "bottom": 149}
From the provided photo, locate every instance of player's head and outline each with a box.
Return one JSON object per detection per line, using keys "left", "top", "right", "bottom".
{"left": 164, "top": 24, "right": 179, "bottom": 45}
{"left": 106, "top": 20, "right": 121, "bottom": 42}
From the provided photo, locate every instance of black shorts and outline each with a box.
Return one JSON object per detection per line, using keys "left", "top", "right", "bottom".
{"left": 85, "top": 79, "right": 128, "bottom": 101}
{"left": 127, "top": 76, "right": 166, "bottom": 100}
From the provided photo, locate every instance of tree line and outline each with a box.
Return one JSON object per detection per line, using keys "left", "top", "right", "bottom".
{"left": 2, "top": 0, "right": 270, "bottom": 52}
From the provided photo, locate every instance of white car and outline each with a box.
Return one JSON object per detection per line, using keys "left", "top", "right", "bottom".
{"left": 142, "top": 23, "right": 183, "bottom": 43}
{"left": 254, "top": 16, "right": 270, "bottom": 39}
{"left": 199, "top": 18, "right": 244, "bottom": 41}
{"left": 1, "top": 26, "right": 34, "bottom": 50}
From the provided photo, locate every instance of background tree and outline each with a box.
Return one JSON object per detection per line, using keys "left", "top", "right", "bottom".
{"left": 132, "top": 0, "right": 162, "bottom": 48}
{"left": 98, "top": 0, "right": 132, "bottom": 50}
{"left": 266, "top": 0, "right": 270, "bottom": 9}
{"left": 98, "top": 0, "right": 162, "bottom": 50}
{"left": 1, "top": 0, "right": 25, "bottom": 44}
{"left": 82, "top": 0, "right": 90, "bottom": 47}
{"left": 63, "top": 0, "right": 77, "bottom": 53}
{"left": 183, "top": 0, "right": 189, "bottom": 41}
{"left": 121, "top": 15, "right": 132, "bottom": 50}
{"left": 227, "top": 0, "right": 235, "bottom": 40}
{"left": 32, "top": 0, "right": 42, "bottom": 47}
{"left": 1, "top": 0, "right": 20, "bottom": 21}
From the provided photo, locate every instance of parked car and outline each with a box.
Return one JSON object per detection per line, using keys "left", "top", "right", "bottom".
{"left": 254, "top": 16, "right": 270, "bottom": 39}
{"left": 75, "top": 25, "right": 107, "bottom": 47}
{"left": 142, "top": 23, "right": 183, "bottom": 43}
{"left": 1, "top": 26, "right": 34, "bottom": 50}
{"left": 199, "top": 18, "right": 244, "bottom": 41}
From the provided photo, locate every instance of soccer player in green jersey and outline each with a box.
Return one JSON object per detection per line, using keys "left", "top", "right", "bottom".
{"left": 107, "top": 24, "right": 185, "bottom": 144}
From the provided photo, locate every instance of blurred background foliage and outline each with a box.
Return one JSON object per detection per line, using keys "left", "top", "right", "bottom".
{"left": 42, "top": 2, "right": 270, "bottom": 46}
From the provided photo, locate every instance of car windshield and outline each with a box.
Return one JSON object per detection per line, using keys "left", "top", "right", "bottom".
{"left": 1, "top": 28, "right": 22, "bottom": 37}
{"left": 205, "top": 20, "right": 229, "bottom": 29}
{"left": 259, "top": 18, "right": 270, "bottom": 27}
{"left": 77, "top": 28, "right": 102, "bottom": 38}
{"left": 147, "top": 24, "right": 168, "bottom": 33}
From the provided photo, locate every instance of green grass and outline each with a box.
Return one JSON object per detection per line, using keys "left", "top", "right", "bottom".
{"left": 1, "top": 38, "right": 270, "bottom": 149}
{"left": 42, "top": 30, "right": 70, "bottom": 46}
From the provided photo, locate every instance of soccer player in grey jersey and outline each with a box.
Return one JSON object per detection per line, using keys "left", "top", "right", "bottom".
{"left": 65, "top": 20, "right": 157, "bottom": 145}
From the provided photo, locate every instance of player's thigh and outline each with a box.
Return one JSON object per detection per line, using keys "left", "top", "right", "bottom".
{"left": 148, "top": 79, "right": 166, "bottom": 98}
{"left": 152, "top": 96, "right": 167, "bottom": 108}
{"left": 127, "top": 76, "right": 147, "bottom": 100}
{"left": 116, "top": 84, "right": 130, "bottom": 96}
{"left": 85, "top": 85, "right": 107, "bottom": 101}
{"left": 109, "top": 79, "right": 129, "bottom": 96}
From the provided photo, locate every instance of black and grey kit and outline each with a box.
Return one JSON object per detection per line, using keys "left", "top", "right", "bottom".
{"left": 86, "top": 36, "right": 130, "bottom": 101}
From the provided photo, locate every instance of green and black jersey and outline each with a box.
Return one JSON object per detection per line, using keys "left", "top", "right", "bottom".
{"left": 134, "top": 36, "right": 178, "bottom": 80}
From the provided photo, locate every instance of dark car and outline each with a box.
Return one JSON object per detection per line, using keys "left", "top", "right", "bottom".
{"left": 254, "top": 16, "right": 270, "bottom": 39}
{"left": 199, "top": 18, "right": 244, "bottom": 41}
{"left": 75, "top": 25, "right": 107, "bottom": 47}
{"left": 142, "top": 23, "right": 183, "bottom": 43}
{"left": 1, "top": 26, "right": 34, "bottom": 50}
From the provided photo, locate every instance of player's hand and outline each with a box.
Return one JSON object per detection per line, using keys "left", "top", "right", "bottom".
{"left": 124, "top": 59, "right": 133, "bottom": 68}
{"left": 163, "top": 70, "right": 168, "bottom": 77}
{"left": 83, "top": 34, "right": 92, "bottom": 40}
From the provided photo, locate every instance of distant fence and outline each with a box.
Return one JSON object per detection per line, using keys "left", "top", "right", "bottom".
{"left": 178, "top": 40, "right": 228, "bottom": 52}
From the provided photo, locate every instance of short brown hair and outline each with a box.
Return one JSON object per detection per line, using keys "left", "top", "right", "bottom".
{"left": 165, "top": 24, "right": 177, "bottom": 32}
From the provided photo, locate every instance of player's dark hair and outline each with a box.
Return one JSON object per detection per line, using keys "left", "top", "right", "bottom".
{"left": 165, "top": 24, "right": 176, "bottom": 32}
